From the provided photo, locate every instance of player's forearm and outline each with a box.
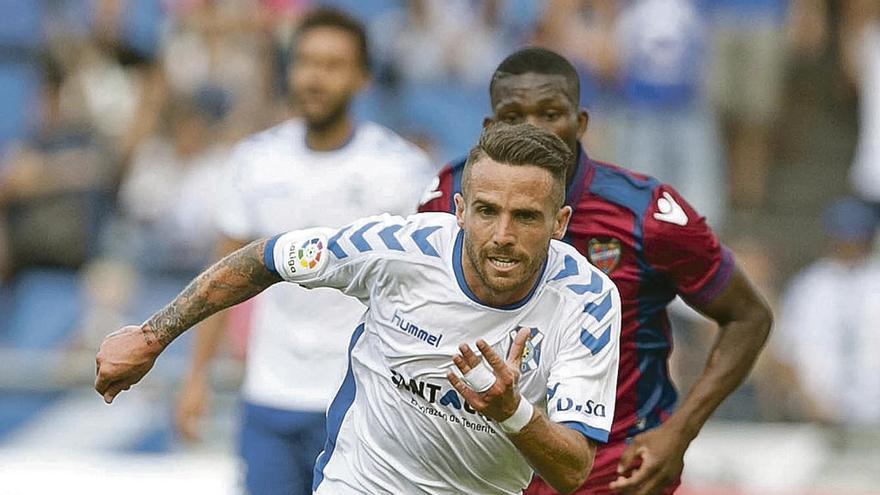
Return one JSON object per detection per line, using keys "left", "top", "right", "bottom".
{"left": 185, "top": 238, "right": 250, "bottom": 379}
{"left": 509, "top": 408, "right": 596, "bottom": 494}
{"left": 668, "top": 300, "right": 772, "bottom": 442}
{"left": 143, "top": 238, "right": 281, "bottom": 349}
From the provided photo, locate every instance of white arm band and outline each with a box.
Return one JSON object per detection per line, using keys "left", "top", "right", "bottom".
{"left": 499, "top": 398, "right": 534, "bottom": 434}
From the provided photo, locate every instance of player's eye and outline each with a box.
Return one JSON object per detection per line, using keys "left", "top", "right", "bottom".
{"left": 542, "top": 111, "right": 560, "bottom": 121}
{"left": 477, "top": 206, "right": 497, "bottom": 217}
{"left": 515, "top": 211, "right": 539, "bottom": 222}
{"left": 501, "top": 113, "right": 522, "bottom": 124}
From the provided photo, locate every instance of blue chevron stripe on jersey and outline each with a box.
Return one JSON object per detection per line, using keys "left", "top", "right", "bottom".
{"left": 550, "top": 255, "right": 579, "bottom": 281}
{"left": 328, "top": 226, "right": 352, "bottom": 259}
{"left": 566, "top": 270, "right": 604, "bottom": 295}
{"left": 378, "top": 224, "right": 405, "bottom": 251}
{"left": 583, "top": 292, "right": 613, "bottom": 322}
{"left": 580, "top": 325, "right": 612, "bottom": 355}
{"left": 411, "top": 226, "right": 442, "bottom": 258}
{"left": 350, "top": 221, "right": 380, "bottom": 252}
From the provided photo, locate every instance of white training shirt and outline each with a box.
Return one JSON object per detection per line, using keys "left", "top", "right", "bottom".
{"left": 264, "top": 212, "right": 621, "bottom": 494}
{"left": 215, "top": 119, "right": 433, "bottom": 411}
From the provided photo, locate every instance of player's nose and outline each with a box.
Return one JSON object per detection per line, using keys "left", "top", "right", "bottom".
{"left": 490, "top": 215, "right": 516, "bottom": 246}
{"left": 524, "top": 115, "right": 549, "bottom": 131}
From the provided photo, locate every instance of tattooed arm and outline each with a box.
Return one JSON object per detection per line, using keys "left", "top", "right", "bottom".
{"left": 95, "top": 238, "right": 281, "bottom": 403}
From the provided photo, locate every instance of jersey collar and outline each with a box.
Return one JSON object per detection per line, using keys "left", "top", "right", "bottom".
{"left": 565, "top": 143, "right": 591, "bottom": 208}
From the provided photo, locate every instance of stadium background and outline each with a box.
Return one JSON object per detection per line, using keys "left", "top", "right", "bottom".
{"left": 1, "top": 0, "right": 879, "bottom": 494}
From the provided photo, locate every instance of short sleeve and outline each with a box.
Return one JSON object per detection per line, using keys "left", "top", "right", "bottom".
{"left": 263, "top": 213, "right": 428, "bottom": 302}
{"left": 546, "top": 284, "right": 621, "bottom": 443}
{"left": 643, "top": 185, "right": 735, "bottom": 307}
{"left": 214, "top": 145, "right": 256, "bottom": 240}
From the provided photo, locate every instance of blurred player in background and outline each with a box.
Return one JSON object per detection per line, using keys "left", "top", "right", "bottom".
{"left": 419, "top": 48, "right": 773, "bottom": 495}
{"left": 95, "top": 123, "right": 622, "bottom": 494}
{"left": 173, "top": 8, "right": 432, "bottom": 495}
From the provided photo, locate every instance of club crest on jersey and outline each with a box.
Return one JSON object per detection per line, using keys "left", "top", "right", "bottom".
{"left": 510, "top": 327, "right": 544, "bottom": 374}
{"left": 587, "top": 238, "right": 621, "bottom": 275}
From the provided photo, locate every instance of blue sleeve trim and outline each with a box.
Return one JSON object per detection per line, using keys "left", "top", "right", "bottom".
{"left": 690, "top": 245, "right": 736, "bottom": 306}
{"left": 561, "top": 421, "right": 610, "bottom": 443}
{"left": 262, "top": 234, "right": 282, "bottom": 277}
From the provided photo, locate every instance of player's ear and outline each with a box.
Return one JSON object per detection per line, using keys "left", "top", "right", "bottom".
{"left": 552, "top": 205, "right": 572, "bottom": 240}
{"left": 482, "top": 117, "right": 494, "bottom": 129}
{"left": 577, "top": 110, "right": 589, "bottom": 139}
{"left": 454, "top": 193, "right": 466, "bottom": 227}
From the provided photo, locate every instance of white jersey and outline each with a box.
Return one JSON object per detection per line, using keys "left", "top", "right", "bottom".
{"left": 265, "top": 213, "right": 621, "bottom": 494}
{"left": 215, "top": 119, "right": 433, "bottom": 411}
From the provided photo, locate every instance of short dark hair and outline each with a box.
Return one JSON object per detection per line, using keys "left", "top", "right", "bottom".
{"left": 463, "top": 123, "right": 572, "bottom": 208}
{"left": 489, "top": 47, "right": 579, "bottom": 105}
{"left": 293, "top": 7, "right": 370, "bottom": 72}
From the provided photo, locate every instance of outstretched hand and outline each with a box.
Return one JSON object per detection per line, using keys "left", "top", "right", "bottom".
{"left": 609, "top": 423, "right": 688, "bottom": 495}
{"left": 446, "top": 327, "right": 530, "bottom": 422}
{"left": 95, "top": 324, "right": 163, "bottom": 404}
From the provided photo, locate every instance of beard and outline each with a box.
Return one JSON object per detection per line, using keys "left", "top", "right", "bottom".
{"left": 297, "top": 93, "right": 350, "bottom": 132}
{"left": 463, "top": 233, "right": 547, "bottom": 299}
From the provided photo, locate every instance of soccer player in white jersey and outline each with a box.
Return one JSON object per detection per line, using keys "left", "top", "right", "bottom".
{"left": 172, "top": 8, "right": 432, "bottom": 495}
{"left": 96, "top": 123, "right": 622, "bottom": 495}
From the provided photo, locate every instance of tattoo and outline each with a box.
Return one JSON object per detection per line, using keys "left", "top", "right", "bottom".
{"left": 144, "top": 239, "right": 281, "bottom": 347}
{"left": 142, "top": 325, "right": 158, "bottom": 346}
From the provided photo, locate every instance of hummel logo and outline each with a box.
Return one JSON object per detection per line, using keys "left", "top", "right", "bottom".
{"left": 653, "top": 191, "right": 688, "bottom": 226}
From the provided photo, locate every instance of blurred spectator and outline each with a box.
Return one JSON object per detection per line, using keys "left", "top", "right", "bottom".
{"left": 611, "top": 0, "right": 725, "bottom": 226}
{"left": 531, "top": 0, "right": 619, "bottom": 157}
{"left": 174, "top": 9, "right": 434, "bottom": 495}
{"left": 73, "top": 88, "right": 229, "bottom": 350}
{"left": 773, "top": 197, "right": 880, "bottom": 425}
{"left": 160, "top": 0, "right": 277, "bottom": 136}
{"left": 0, "top": 60, "right": 114, "bottom": 276}
{"left": 707, "top": 0, "right": 827, "bottom": 209}
{"left": 371, "top": 0, "right": 507, "bottom": 86}
{"left": 844, "top": 1, "right": 880, "bottom": 204}
{"left": 112, "top": 88, "right": 229, "bottom": 274}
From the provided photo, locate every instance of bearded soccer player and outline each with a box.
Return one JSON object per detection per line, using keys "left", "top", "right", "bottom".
{"left": 96, "top": 124, "right": 623, "bottom": 494}
{"left": 419, "top": 48, "right": 773, "bottom": 495}
{"left": 173, "top": 8, "right": 432, "bottom": 495}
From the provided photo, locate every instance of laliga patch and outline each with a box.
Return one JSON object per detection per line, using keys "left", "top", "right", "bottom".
{"left": 510, "top": 327, "right": 544, "bottom": 374}
{"left": 587, "top": 238, "right": 621, "bottom": 275}
{"left": 285, "top": 236, "right": 326, "bottom": 276}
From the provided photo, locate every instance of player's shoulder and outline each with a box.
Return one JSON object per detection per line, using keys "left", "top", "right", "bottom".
{"left": 235, "top": 119, "right": 302, "bottom": 154}
{"left": 326, "top": 212, "right": 458, "bottom": 264}
{"left": 586, "top": 159, "right": 663, "bottom": 217}
{"left": 354, "top": 121, "right": 431, "bottom": 163}
{"left": 588, "top": 159, "right": 709, "bottom": 230}
{"left": 545, "top": 239, "right": 618, "bottom": 305}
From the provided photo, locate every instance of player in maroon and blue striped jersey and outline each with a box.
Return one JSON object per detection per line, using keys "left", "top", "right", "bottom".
{"left": 418, "top": 48, "right": 773, "bottom": 495}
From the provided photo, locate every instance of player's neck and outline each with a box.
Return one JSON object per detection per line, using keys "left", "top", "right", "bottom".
{"left": 305, "top": 116, "right": 355, "bottom": 152}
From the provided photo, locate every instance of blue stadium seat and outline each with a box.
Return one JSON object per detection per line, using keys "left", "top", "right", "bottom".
{"left": 1, "top": 268, "right": 82, "bottom": 349}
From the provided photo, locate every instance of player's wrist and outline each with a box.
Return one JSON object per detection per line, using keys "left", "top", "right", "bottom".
{"left": 661, "top": 414, "right": 700, "bottom": 445}
{"left": 139, "top": 323, "right": 168, "bottom": 355}
{"left": 498, "top": 396, "right": 535, "bottom": 435}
